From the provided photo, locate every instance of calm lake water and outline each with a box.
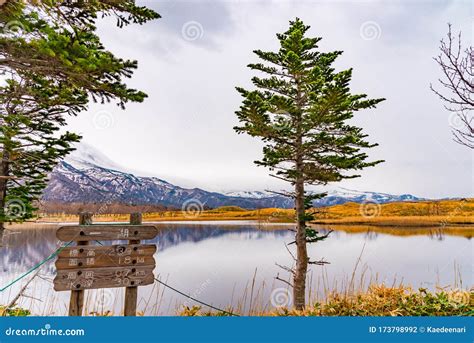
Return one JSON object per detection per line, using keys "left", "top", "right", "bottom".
{"left": 0, "top": 222, "right": 472, "bottom": 315}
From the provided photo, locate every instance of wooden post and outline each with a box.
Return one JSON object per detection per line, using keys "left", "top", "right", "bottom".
{"left": 68, "top": 212, "right": 92, "bottom": 316}
{"left": 124, "top": 212, "right": 141, "bottom": 316}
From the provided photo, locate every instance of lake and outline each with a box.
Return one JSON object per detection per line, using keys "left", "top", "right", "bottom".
{"left": 0, "top": 222, "right": 472, "bottom": 315}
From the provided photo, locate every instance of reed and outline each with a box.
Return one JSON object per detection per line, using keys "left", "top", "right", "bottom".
{"left": 1, "top": 268, "right": 471, "bottom": 317}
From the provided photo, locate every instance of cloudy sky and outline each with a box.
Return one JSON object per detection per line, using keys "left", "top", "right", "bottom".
{"left": 64, "top": 0, "right": 472, "bottom": 198}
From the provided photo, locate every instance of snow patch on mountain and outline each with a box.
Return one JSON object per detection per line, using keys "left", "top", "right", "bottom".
{"left": 224, "top": 191, "right": 275, "bottom": 199}
{"left": 223, "top": 187, "right": 421, "bottom": 203}
{"left": 324, "top": 187, "right": 420, "bottom": 202}
{"left": 64, "top": 142, "right": 124, "bottom": 171}
{"left": 43, "top": 142, "right": 423, "bottom": 209}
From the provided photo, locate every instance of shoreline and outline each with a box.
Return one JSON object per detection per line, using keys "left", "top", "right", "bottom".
{"left": 5, "top": 221, "right": 473, "bottom": 239}
{"left": 13, "top": 217, "right": 474, "bottom": 227}
{"left": 30, "top": 199, "right": 474, "bottom": 226}
{"left": 312, "top": 220, "right": 474, "bottom": 227}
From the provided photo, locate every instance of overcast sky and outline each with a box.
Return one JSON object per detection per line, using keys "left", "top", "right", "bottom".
{"left": 64, "top": 0, "right": 473, "bottom": 198}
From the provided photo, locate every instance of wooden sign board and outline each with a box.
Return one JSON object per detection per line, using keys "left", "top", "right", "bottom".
{"left": 55, "top": 213, "right": 158, "bottom": 317}
{"left": 55, "top": 253, "right": 156, "bottom": 270}
{"left": 56, "top": 225, "right": 158, "bottom": 242}
{"left": 58, "top": 244, "right": 157, "bottom": 259}
{"left": 54, "top": 265, "right": 155, "bottom": 291}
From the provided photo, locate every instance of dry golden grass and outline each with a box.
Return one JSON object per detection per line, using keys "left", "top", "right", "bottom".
{"left": 37, "top": 207, "right": 296, "bottom": 223}
{"left": 178, "top": 285, "right": 473, "bottom": 316}
{"left": 314, "top": 224, "right": 474, "bottom": 238}
{"left": 315, "top": 215, "right": 473, "bottom": 226}
{"left": 5, "top": 283, "right": 471, "bottom": 317}
{"left": 36, "top": 199, "right": 473, "bottom": 227}
{"left": 314, "top": 199, "right": 474, "bottom": 226}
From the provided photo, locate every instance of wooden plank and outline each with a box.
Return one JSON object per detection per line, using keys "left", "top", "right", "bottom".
{"left": 56, "top": 254, "right": 156, "bottom": 270}
{"left": 58, "top": 244, "right": 157, "bottom": 259}
{"left": 125, "top": 213, "right": 141, "bottom": 317}
{"left": 69, "top": 284, "right": 85, "bottom": 316}
{"left": 125, "top": 283, "right": 138, "bottom": 316}
{"left": 69, "top": 212, "right": 92, "bottom": 316}
{"left": 56, "top": 225, "right": 158, "bottom": 242}
{"left": 54, "top": 265, "right": 155, "bottom": 291}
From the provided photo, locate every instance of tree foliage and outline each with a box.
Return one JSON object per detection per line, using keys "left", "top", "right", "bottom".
{"left": 234, "top": 18, "right": 384, "bottom": 309}
{"left": 0, "top": 1, "right": 159, "bottom": 225}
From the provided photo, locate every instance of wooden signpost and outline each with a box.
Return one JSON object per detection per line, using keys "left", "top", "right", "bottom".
{"left": 54, "top": 212, "right": 158, "bottom": 316}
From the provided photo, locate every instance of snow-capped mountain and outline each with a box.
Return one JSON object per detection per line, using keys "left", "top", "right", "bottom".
{"left": 41, "top": 142, "right": 422, "bottom": 210}
{"left": 222, "top": 187, "right": 420, "bottom": 206}
{"left": 223, "top": 191, "right": 276, "bottom": 199}
{"left": 318, "top": 187, "right": 420, "bottom": 206}
{"left": 42, "top": 143, "right": 294, "bottom": 209}
{"left": 63, "top": 142, "right": 124, "bottom": 171}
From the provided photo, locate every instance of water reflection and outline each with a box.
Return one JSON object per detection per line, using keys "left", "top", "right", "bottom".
{"left": 0, "top": 222, "right": 472, "bottom": 315}
{"left": 150, "top": 223, "right": 291, "bottom": 251}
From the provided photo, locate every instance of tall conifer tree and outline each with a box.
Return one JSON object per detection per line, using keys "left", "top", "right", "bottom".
{"left": 234, "top": 19, "right": 385, "bottom": 309}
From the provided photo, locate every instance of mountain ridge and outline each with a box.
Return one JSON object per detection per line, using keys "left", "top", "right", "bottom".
{"left": 41, "top": 143, "right": 423, "bottom": 210}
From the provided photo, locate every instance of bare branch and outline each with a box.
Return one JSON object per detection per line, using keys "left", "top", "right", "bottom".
{"left": 275, "top": 262, "right": 295, "bottom": 275}
{"left": 264, "top": 189, "right": 295, "bottom": 198}
{"left": 308, "top": 258, "right": 330, "bottom": 265}
{"left": 432, "top": 24, "right": 473, "bottom": 149}
{"left": 275, "top": 274, "right": 293, "bottom": 288}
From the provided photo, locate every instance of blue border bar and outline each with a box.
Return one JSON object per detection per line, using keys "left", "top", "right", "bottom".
{"left": 0, "top": 317, "right": 471, "bottom": 343}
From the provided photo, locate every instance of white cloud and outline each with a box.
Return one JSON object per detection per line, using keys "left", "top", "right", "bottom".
{"left": 64, "top": 0, "right": 473, "bottom": 198}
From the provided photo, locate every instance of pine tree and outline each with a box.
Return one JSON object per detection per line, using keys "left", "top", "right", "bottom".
{"left": 0, "top": 1, "right": 159, "bottom": 230}
{"left": 234, "top": 18, "right": 385, "bottom": 310}
{"left": 0, "top": 76, "right": 83, "bottom": 224}
{"left": 0, "top": 1, "right": 160, "bottom": 107}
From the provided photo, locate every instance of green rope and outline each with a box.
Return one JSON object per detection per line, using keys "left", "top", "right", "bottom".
{"left": 1, "top": 239, "right": 239, "bottom": 316}
{"left": 0, "top": 241, "right": 73, "bottom": 292}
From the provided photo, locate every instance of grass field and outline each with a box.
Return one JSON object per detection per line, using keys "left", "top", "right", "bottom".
{"left": 313, "top": 198, "right": 474, "bottom": 226}
{"left": 315, "top": 224, "right": 473, "bottom": 238}
{"left": 2, "top": 284, "right": 471, "bottom": 317}
{"left": 37, "top": 206, "right": 295, "bottom": 223}
{"left": 37, "top": 199, "right": 474, "bottom": 227}
{"left": 179, "top": 285, "right": 473, "bottom": 316}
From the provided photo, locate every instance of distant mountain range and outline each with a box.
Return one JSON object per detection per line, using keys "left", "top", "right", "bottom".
{"left": 41, "top": 143, "right": 422, "bottom": 210}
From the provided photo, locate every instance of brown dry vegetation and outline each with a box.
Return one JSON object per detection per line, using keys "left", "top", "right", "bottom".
{"left": 315, "top": 224, "right": 474, "bottom": 238}
{"left": 36, "top": 199, "right": 474, "bottom": 227}
{"left": 314, "top": 199, "right": 474, "bottom": 226}
{"left": 36, "top": 206, "right": 295, "bottom": 223}
{"left": 3, "top": 281, "right": 471, "bottom": 317}
{"left": 178, "top": 285, "right": 473, "bottom": 316}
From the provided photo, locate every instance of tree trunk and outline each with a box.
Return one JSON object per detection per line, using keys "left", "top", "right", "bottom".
{"left": 0, "top": 149, "right": 10, "bottom": 234}
{"left": 292, "top": 72, "right": 308, "bottom": 310}
{"left": 293, "top": 164, "right": 308, "bottom": 310}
